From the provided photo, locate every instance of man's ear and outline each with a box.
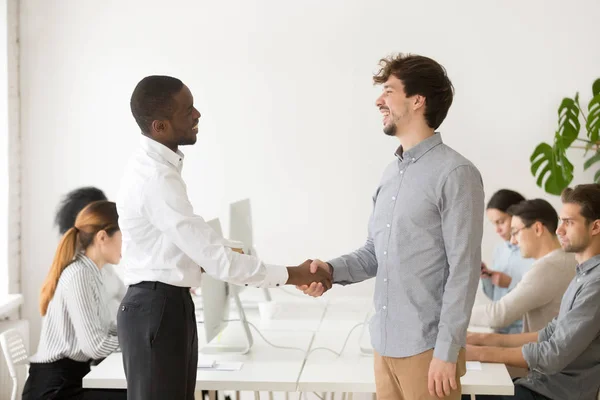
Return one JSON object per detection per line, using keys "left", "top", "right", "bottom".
{"left": 535, "top": 221, "right": 544, "bottom": 236}
{"left": 413, "top": 95, "right": 426, "bottom": 111}
{"left": 591, "top": 219, "right": 600, "bottom": 236}
{"left": 151, "top": 120, "right": 168, "bottom": 134}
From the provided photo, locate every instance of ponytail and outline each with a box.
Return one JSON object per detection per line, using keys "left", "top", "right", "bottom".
{"left": 39, "top": 227, "right": 78, "bottom": 316}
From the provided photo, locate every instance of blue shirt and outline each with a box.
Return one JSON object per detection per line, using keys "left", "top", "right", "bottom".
{"left": 481, "top": 241, "right": 534, "bottom": 333}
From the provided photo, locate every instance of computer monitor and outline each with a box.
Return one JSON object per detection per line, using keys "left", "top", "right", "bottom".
{"left": 200, "top": 218, "right": 253, "bottom": 355}
{"left": 229, "top": 199, "right": 272, "bottom": 302}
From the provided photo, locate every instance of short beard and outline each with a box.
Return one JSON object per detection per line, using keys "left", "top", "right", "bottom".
{"left": 563, "top": 243, "right": 585, "bottom": 253}
{"left": 383, "top": 122, "right": 396, "bottom": 136}
{"left": 562, "top": 237, "right": 588, "bottom": 253}
{"left": 179, "top": 134, "right": 197, "bottom": 146}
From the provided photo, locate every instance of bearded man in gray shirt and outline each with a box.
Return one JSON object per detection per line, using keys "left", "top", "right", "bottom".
{"left": 466, "top": 184, "right": 600, "bottom": 400}
{"left": 299, "top": 53, "right": 485, "bottom": 400}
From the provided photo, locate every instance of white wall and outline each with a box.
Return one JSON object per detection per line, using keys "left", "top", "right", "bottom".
{"left": 0, "top": 0, "right": 8, "bottom": 296}
{"left": 19, "top": 0, "right": 600, "bottom": 349}
{"left": 0, "top": 0, "right": 18, "bottom": 297}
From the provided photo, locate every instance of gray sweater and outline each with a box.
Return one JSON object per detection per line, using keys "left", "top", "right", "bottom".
{"left": 470, "top": 248, "right": 576, "bottom": 333}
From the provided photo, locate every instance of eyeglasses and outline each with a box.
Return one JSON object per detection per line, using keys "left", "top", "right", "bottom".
{"left": 510, "top": 224, "right": 532, "bottom": 238}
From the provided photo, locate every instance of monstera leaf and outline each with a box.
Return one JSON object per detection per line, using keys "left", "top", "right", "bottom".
{"left": 530, "top": 78, "right": 600, "bottom": 195}
{"left": 530, "top": 140, "right": 574, "bottom": 195}
{"left": 556, "top": 95, "right": 580, "bottom": 148}
{"left": 584, "top": 151, "right": 600, "bottom": 183}
{"left": 587, "top": 78, "right": 600, "bottom": 143}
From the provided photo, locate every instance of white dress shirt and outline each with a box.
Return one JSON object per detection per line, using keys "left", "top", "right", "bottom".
{"left": 116, "top": 135, "right": 288, "bottom": 288}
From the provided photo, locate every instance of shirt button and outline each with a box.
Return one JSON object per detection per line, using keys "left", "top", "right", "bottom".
{"left": 400, "top": 170, "right": 404, "bottom": 174}
{"left": 412, "top": 158, "right": 415, "bottom": 162}
{"left": 386, "top": 224, "right": 391, "bottom": 228}
{"left": 383, "top": 251, "right": 387, "bottom": 255}
{"left": 392, "top": 196, "right": 396, "bottom": 200}
{"left": 383, "top": 306, "right": 387, "bottom": 310}
{"left": 384, "top": 278, "right": 388, "bottom": 282}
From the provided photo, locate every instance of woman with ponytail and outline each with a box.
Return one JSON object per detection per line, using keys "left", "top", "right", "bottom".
{"left": 23, "top": 201, "right": 125, "bottom": 400}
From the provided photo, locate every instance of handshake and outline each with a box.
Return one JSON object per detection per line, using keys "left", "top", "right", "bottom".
{"left": 285, "top": 259, "right": 332, "bottom": 297}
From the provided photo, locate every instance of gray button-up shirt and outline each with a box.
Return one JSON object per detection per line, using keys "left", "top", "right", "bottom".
{"left": 520, "top": 254, "right": 600, "bottom": 400}
{"left": 329, "top": 133, "right": 484, "bottom": 362}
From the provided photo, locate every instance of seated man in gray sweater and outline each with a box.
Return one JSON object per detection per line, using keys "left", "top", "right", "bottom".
{"left": 470, "top": 199, "right": 576, "bottom": 333}
{"left": 464, "top": 184, "right": 600, "bottom": 400}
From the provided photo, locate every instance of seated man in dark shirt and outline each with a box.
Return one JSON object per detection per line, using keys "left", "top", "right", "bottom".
{"left": 464, "top": 184, "right": 600, "bottom": 400}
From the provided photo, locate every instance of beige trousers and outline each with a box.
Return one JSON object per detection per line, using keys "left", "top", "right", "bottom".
{"left": 374, "top": 349, "right": 467, "bottom": 400}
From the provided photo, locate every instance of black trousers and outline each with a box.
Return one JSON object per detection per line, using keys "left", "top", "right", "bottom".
{"left": 461, "top": 383, "right": 550, "bottom": 399}
{"left": 22, "top": 358, "right": 127, "bottom": 400}
{"left": 117, "top": 281, "right": 198, "bottom": 400}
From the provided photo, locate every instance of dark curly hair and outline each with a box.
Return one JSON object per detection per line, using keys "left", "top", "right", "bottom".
{"left": 54, "top": 187, "right": 108, "bottom": 234}
{"left": 373, "top": 53, "right": 454, "bottom": 129}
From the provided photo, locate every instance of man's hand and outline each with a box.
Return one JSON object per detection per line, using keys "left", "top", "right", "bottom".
{"left": 490, "top": 271, "right": 512, "bottom": 288}
{"left": 480, "top": 263, "right": 492, "bottom": 278}
{"left": 466, "top": 344, "right": 483, "bottom": 362}
{"left": 295, "top": 259, "right": 332, "bottom": 297}
{"left": 428, "top": 357, "right": 457, "bottom": 398}
{"left": 286, "top": 259, "right": 332, "bottom": 292}
{"left": 466, "top": 332, "right": 488, "bottom": 346}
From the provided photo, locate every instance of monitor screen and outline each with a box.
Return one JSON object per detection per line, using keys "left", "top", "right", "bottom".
{"left": 202, "top": 218, "right": 231, "bottom": 342}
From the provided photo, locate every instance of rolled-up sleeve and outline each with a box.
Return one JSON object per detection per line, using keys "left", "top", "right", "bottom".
{"left": 522, "top": 283, "right": 600, "bottom": 375}
{"left": 538, "top": 317, "right": 557, "bottom": 342}
{"left": 435, "top": 165, "right": 485, "bottom": 362}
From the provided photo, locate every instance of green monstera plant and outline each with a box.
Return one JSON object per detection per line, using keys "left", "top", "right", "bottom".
{"left": 530, "top": 78, "right": 600, "bottom": 195}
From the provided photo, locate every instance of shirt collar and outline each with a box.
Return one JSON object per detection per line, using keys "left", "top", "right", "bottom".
{"left": 75, "top": 253, "right": 102, "bottom": 278}
{"left": 506, "top": 241, "right": 520, "bottom": 252}
{"left": 395, "top": 132, "right": 443, "bottom": 162}
{"left": 577, "top": 254, "right": 600, "bottom": 275}
{"left": 140, "top": 134, "right": 185, "bottom": 170}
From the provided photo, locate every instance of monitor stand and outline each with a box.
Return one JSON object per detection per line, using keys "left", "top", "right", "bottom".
{"left": 262, "top": 288, "right": 272, "bottom": 302}
{"left": 200, "top": 291, "right": 254, "bottom": 355}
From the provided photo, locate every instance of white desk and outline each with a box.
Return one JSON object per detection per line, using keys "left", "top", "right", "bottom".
{"left": 196, "top": 288, "right": 328, "bottom": 332}
{"left": 462, "top": 363, "right": 515, "bottom": 396}
{"left": 245, "top": 301, "right": 326, "bottom": 332}
{"left": 82, "top": 354, "right": 126, "bottom": 390}
{"left": 197, "top": 329, "right": 313, "bottom": 392}
{"left": 468, "top": 326, "right": 495, "bottom": 334}
{"left": 317, "top": 304, "right": 371, "bottom": 333}
{"left": 298, "top": 331, "right": 514, "bottom": 396}
{"left": 299, "top": 332, "right": 374, "bottom": 393}
{"left": 83, "top": 327, "right": 314, "bottom": 393}
{"left": 84, "top": 295, "right": 513, "bottom": 398}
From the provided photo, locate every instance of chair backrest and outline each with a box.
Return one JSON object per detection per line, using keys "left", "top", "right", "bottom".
{"left": 0, "top": 329, "right": 28, "bottom": 378}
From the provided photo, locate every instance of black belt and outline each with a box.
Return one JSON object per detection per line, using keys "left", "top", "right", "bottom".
{"left": 130, "top": 281, "right": 190, "bottom": 294}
